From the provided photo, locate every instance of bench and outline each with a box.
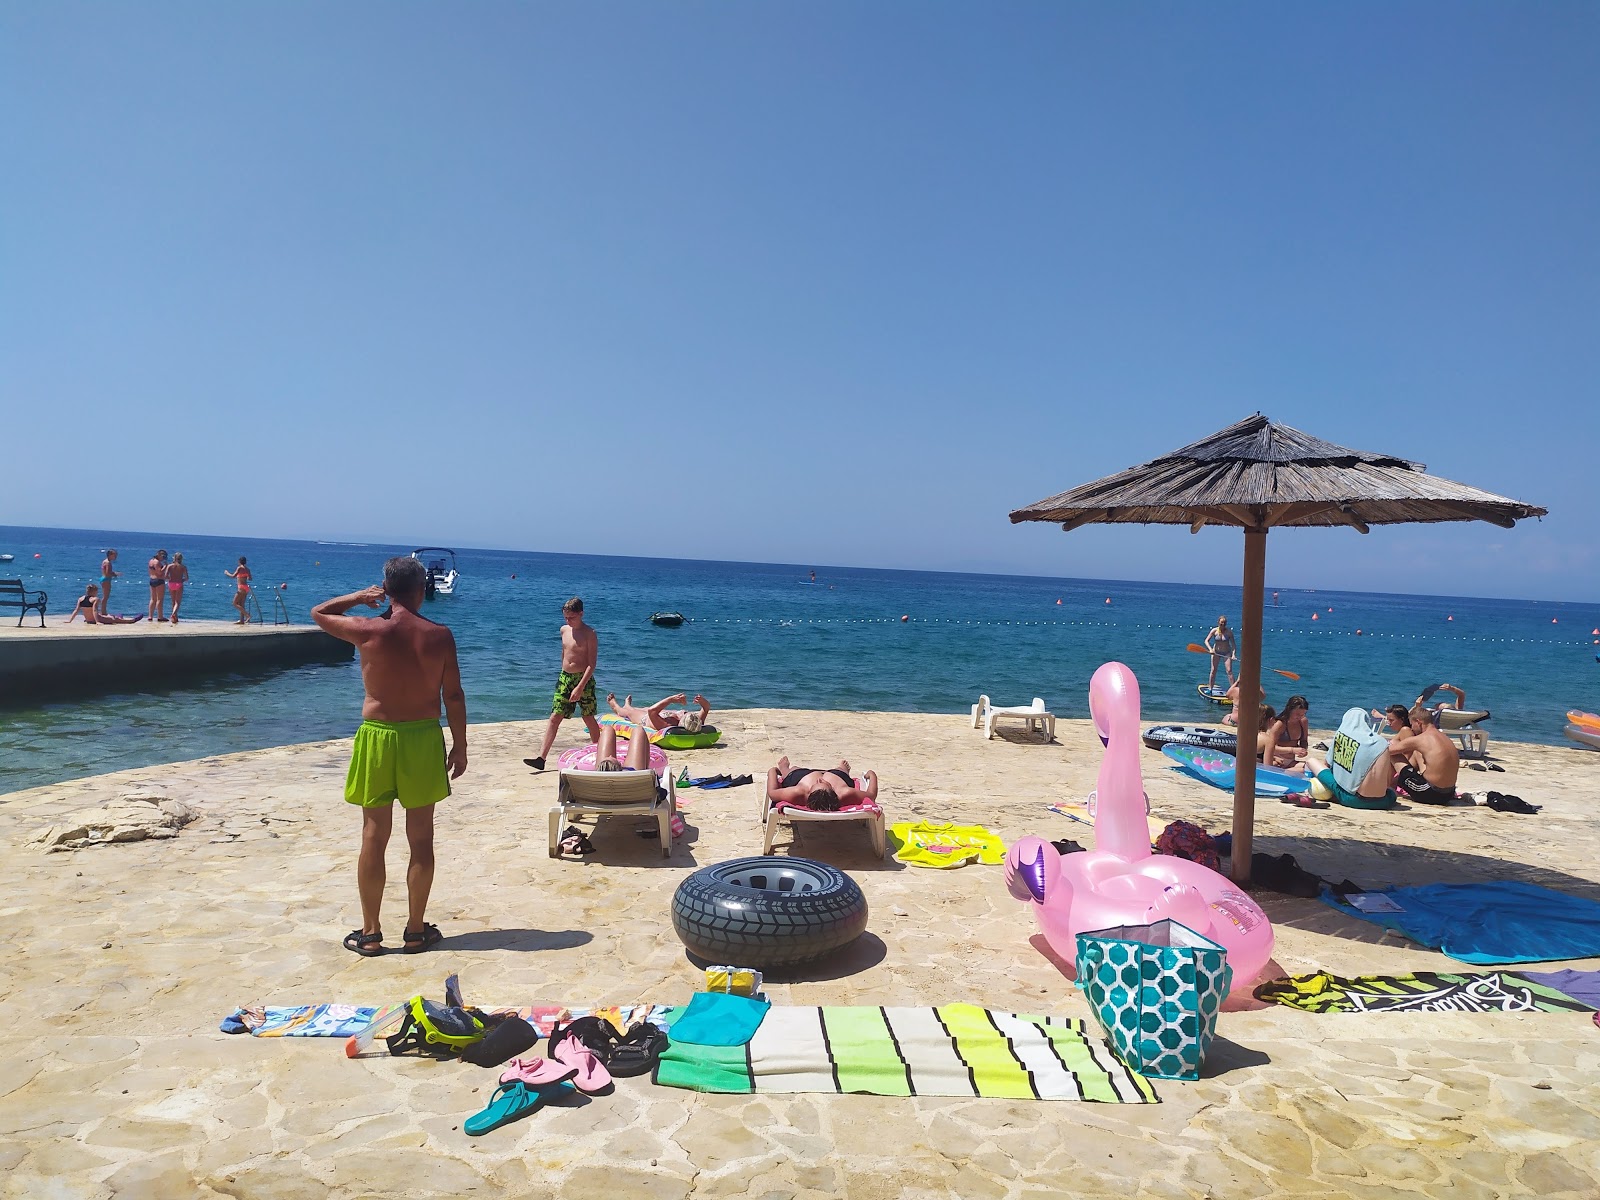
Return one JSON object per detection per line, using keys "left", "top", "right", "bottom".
{"left": 0, "top": 578, "right": 47, "bottom": 627}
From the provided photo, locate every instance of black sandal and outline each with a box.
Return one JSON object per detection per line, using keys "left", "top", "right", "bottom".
{"left": 607, "top": 1023, "right": 668, "bottom": 1077}
{"left": 401, "top": 922, "right": 444, "bottom": 953}
{"left": 343, "top": 929, "right": 385, "bottom": 957}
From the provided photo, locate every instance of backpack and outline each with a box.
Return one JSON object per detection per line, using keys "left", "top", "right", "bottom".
{"left": 385, "top": 996, "right": 494, "bottom": 1057}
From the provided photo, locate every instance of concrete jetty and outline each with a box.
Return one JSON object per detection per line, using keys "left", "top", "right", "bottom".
{"left": 0, "top": 619, "right": 353, "bottom": 701}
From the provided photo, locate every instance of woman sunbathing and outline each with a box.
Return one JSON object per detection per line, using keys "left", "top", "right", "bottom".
{"left": 66, "top": 584, "right": 146, "bottom": 625}
{"left": 765, "top": 756, "right": 879, "bottom": 811}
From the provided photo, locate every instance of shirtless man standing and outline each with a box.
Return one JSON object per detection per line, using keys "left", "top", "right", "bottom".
{"left": 1387, "top": 703, "right": 1460, "bottom": 806}
{"left": 313, "top": 557, "right": 468, "bottom": 956}
{"left": 1204, "top": 615, "right": 1236, "bottom": 688}
{"left": 765, "top": 756, "right": 878, "bottom": 812}
{"left": 524, "top": 597, "right": 600, "bottom": 771}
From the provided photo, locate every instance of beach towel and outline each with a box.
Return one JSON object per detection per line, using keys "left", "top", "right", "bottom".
{"left": 1254, "top": 970, "right": 1596, "bottom": 1014}
{"left": 653, "top": 1003, "right": 1158, "bottom": 1103}
{"left": 222, "top": 1002, "right": 667, "bottom": 1038}
{"left": 667, "top": 992, "right": 770, "bottom": 1046}
{"left": 889, "top": 821, "right": 1005, "bottom": 868}
{"left": 1321, "top": 881, "right": 1600, "bottom": 965}
{"left": 1516, "top": 969, "right": 1600, "bottom": 1009}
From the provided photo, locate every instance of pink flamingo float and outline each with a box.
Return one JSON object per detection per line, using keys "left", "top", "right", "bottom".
{"left": 1005, "top": 661, "right": 1274, "bottom": 993}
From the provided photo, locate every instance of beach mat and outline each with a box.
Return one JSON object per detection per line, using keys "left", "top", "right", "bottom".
{"left": 222, "top": 1002, "right": 666, "bottom": 1038}
{"left": 653, "top": 1003, "right": 1158, "bottom": 1103}
{"left": 1254, "top": 970, "right": 1596, "bottom": 1014}
{"left": 1321, "top": 881, "right": 1600, "bottom": 965}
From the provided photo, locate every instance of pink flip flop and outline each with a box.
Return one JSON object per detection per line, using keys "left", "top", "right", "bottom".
{"left": 498, "top": 1057, "right": 577, "bottom": 1087}
{"left": 551, "top": 1037, "right": 613, "bottom": 1094}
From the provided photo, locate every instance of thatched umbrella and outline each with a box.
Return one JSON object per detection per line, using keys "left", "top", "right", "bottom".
{"left": 1010, "top": 414, "right": 1546, "bottom": 883}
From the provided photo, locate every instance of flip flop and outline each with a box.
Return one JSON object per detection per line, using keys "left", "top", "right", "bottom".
{"left": 498, "top": 1056, "right": 578, "bottom": 1086}
{"left": 343, "top": 929, "right": 385, "bottom": 957}
{"left": 550, "top": 1038, "right": 613, "bottom": 1094}
{"left": 463, "top": 1080, "right": 567, "bottom": 1136}
{"left": 401, "top": 923, "right": 443, "bottom": 954}
{"left": 606, "top": 1023, "right": 668, "bottom": 1078}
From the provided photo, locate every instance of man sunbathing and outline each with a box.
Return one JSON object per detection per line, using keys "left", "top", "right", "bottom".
{"left": 607, "top": 691, "right": 711, "bottom": 733}
{"left": 1387, "top": 703, "right": 1461, "bottom": 806}
{"left": 765, "top": 756, "right": 878, "bottom": 812}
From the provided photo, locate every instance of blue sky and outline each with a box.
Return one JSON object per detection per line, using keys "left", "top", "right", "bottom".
{"left": 3, "top": 3, "right": 1595, "bottom": 600}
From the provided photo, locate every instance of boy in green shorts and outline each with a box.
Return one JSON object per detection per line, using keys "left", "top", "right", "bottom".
{"left": 524, "top": 597, "right": 600, "bottom": 771}
{"left": 313, "top": 557, "right": 468, "bottom": 957}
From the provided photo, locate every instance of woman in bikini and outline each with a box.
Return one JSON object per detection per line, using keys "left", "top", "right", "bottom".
{"left": 1276, "top": 695, "right": 1311, "bottom": 764}
{"left": 98, "top": 549, "right": 119, "bottom": 616}
{"left": 165, "top": 552, "right": 190, "bottom": 625}
{"left": 1203, "top": 615, "right": 1236, "bottom": 688}
{"left": 225, "top": 556, "right": 253, "bottom": 624}
{"left": 146, "top": 550, "right": 169, "bottom": 622}
{"left": 67, "top": 583, "right": 145, "bottom": 625}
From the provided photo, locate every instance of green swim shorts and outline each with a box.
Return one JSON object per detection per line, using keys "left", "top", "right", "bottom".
{"left": 345, "top": 719, "right": 450, "bottom": 810}
{"left": 552, "top": 670, "right": 597, "bottom": 718}
{"left": 1315, "top": 768, "right": 1396, "bottom": 811}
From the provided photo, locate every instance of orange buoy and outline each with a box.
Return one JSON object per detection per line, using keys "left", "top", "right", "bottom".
{"left": 901, "top": 615, "right": 909, "bottom": 623}
{"left": 1447, "top": 615, "right": 1453, "bottom": 621}
{"left": 1327, "top": 607, "right": 1333, "bottom": 613}
{"left": 1056, "top": 599, "right": 1062, "bottom": 605}
{"left": 1104, "top": 597, "right": 1111, "bottom": 604}
{"left": 1552, "top": 618, "right": 1558, "bottom": 624}
{"left": 1355, "top": 628, "right": 1363, "bottom": 636}
{"left": 33, "top": 553, "right": 41, "bottom": 558}
{"left": 1311, "top": 613, "right": 1319, "bottom": 621}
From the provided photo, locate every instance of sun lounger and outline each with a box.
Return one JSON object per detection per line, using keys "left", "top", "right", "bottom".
{"left": 761, "top": 777, "right": 886, "bottom": 859}
{"left": 970, "top": 695, "right": 1056, "bottom": 741}
{"left": 550, "top": 768, "right": 674, "bottom": 858}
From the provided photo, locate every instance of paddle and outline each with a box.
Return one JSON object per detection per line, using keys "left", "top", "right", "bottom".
{"left": 1185, "top": 644, "right": 1301, "bottom": 682}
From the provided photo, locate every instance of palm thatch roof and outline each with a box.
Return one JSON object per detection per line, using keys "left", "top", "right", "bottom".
{"left": 1011, "top": 414, "right": 1546, "bottom": 533}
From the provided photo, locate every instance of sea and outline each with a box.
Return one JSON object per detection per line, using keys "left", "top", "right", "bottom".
{"left": 1, "top": 524, "right": 1595, "bottom": 795}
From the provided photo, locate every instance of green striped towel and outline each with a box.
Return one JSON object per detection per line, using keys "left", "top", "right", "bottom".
{"left": 653, "top": 1003, "right": 1157, "bottom": 1103}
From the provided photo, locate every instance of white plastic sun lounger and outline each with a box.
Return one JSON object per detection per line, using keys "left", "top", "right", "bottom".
{"left": 970, "top": 695, "right": 1056, "bottom": 741}
{"left": 760, "top": 776, "right": 886, "bottom": 859}
{"left": 550, "top": 768, "right": 674, "bottom": 858}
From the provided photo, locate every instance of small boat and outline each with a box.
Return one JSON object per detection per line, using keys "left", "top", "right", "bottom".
{"left": 1197, "top": 684, "right": 1232, "bottom": 705}
{"left": 0, "top": 554, "right": 13, "bottom": 563}
{"left": 650, "top": 612, "right": 686, "bottom": 628}
{"left": 410, "top": 548, "right": 458, "bottom": 599}
{"left": 1142, "top": 725, "right": 1238, "bottom": 753}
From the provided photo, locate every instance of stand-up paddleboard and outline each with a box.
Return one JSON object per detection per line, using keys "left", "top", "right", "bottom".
{"left": 1198, "top": 684, "right": 1232, "bottom": 705}
{"left": 1565, "top": 725, "right": 1600, "bottom": 752}
{"left": 1142, "top": 725, "right": 1238, "bottom": 753}
{"left": 1160, "top": 744, "right": 1308, "bottom": 796}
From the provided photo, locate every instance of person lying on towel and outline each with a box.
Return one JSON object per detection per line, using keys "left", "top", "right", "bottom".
{"left": 765, "top": 756, "right": 878, "bottom": 811}
{"left": 1386, "top": 704, "right": 1461, "bottom": 806}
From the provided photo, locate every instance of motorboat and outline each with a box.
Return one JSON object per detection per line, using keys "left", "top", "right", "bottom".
{"left": 410, "top": 548, "right": 458, "bottom": 598}
{"left": 0, "top": 554, "right": 13, "bottom": 563}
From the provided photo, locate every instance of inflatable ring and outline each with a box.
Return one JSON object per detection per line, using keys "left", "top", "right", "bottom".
{"left": 597, "top": 713, "right": 664, "bottom": 743}
{"left": 558, "top": 742, "right": 668, "bottom": 775}
{"left": 1142, "top": 725, "right": 1237, "bottom": 753}
{"left": 656, "top": 726, "right": 722, "bottom": 751}
{"left": 671, "top": 856, "right": 868, "bottom": 968}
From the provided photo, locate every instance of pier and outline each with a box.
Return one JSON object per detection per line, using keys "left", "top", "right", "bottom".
{"left": 0, "top": 619, "right": 354, "bottom": 702}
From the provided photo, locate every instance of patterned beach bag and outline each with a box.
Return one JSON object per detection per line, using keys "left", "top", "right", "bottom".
{"left": 1075, "top": 919, "right": 1232, "bottom": 1082}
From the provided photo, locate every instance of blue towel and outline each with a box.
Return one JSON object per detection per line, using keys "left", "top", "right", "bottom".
{"left": 666, "top": 992, "right": 771, "bottom": 1046}
{"left": 1322, "top": 881, "right": 1600, "bottom": 965}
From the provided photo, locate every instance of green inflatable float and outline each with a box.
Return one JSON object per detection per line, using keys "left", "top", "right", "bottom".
{"left": 657, "top": 726, "right": 723, "bottom": 751}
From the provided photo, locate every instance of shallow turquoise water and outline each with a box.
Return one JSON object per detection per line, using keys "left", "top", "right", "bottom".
{"left": 2, "top": 524, "right": 1596, "bottom": 793}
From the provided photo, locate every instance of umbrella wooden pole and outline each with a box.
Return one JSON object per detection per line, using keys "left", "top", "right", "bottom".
{"left": 1231, "top": 526, "right": 1268, "bottom": 884}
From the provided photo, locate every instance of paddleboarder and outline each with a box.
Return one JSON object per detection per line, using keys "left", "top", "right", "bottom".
{"left": 1203, "top": 615, "right": 1237, "bottom": 688}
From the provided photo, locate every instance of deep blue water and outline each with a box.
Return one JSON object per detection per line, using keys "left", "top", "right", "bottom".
{"left": 2, "top": 524, "right": 1596, "bottom": 793}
